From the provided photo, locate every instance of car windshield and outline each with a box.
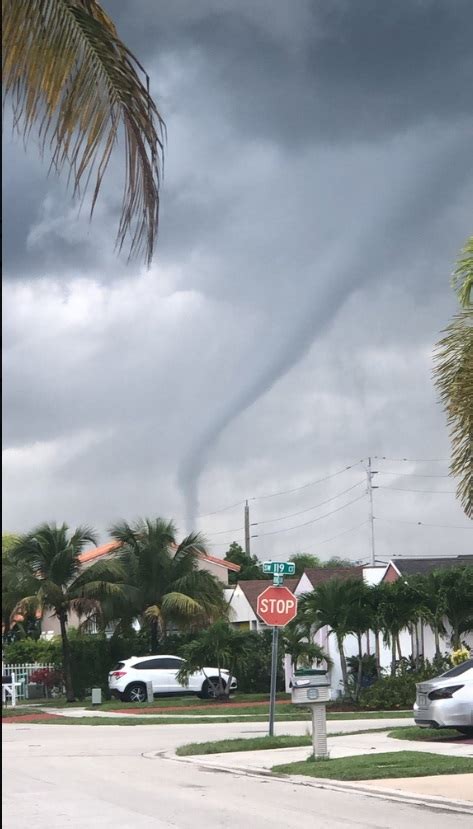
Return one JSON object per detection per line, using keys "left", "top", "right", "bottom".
{"left": 440, "top": 658, "right": 473, "bottom": 678}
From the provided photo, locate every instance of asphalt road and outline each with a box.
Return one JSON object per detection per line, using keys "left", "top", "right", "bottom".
{"left": 2, "top": 720, "right": 471, "bottom": 828}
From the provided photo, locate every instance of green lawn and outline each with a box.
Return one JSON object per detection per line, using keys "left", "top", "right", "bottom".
{"left": 272, "top": 751, "right": 473, "bottom": 781}
{"left": 2, "top": 707, "right": 41, "bottom": 718}
{"left": 176, "top": 728, "right": 390, "bottom": 756}
{"left": 388, "top": 726, "right": 468, "bottom": 742}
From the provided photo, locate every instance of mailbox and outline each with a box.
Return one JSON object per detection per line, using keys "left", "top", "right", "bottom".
{"left": 291, "top": 669, "right": 330, "bottom": 759}
{"left": 291, "top": 670, "right": 331, "bottom": 705}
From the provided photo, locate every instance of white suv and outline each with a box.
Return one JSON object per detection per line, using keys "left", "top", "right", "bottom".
{"left": 108, "top": 654, "right": 238, "bottom": 702}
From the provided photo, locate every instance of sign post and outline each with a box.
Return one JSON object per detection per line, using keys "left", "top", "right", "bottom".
{"left": 257, "top": 571, "right": 298, "bottom": 736}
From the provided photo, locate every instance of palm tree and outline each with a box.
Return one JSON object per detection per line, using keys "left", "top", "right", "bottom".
{"left": 10, "top": 522, "right": 126, "bottom": 701}
{"left": 434, "top": 236, "right": 473, "bottom": 518}
{"left": 109, "top": 518, "right": 227, "bottom": 652}
{"left": 376, "top": 580, "right": 421, "bottom": 676}
{"left": 409, "top": 572, "right": 447, "bottom": 660}
{"left": 435, "top": 565, "right": 473, "bottom": 649}
{"left": 299, "top": 578, "right": 361, "bottom": 696}
{"left": 2, "top": 0, "right": 165, "bottom": 266}
{"left": 282, "top": 619, "right": 332, "bottom": 672}
{"left": 177, "top": 620, "right": 252, "bottom": 700}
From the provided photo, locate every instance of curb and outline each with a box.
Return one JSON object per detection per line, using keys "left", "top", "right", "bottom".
{"left": 157, "top": 751, "right": 473, "bottom": 816}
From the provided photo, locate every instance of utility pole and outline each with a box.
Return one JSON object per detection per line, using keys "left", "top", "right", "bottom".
{"left": 244, "top": 500, "right": 250, "bottom": 556}
{"left": 366, "top": 457, "right": 378, "bottom": 566}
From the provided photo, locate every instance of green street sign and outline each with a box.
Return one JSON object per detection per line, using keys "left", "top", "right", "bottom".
{"left": 262, "top": 561, "right": 296, "bottom": 576}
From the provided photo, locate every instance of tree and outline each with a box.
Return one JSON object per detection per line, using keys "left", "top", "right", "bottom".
{"left": 409, "top": 571, "right": 447, "bottom": 659}
{"left": 2, "top": 534, "right": 40, "bottom": 643}
{"left": 434, "top": 565, "right": 473, "bottom": 649}
{"left": 110, "top": 518, "right": 227, "bottom": 651}
{"left": 2, "top": 0, "right": 165, "bottom": 266}
{"left": 282, "top": 619, "right": 332, "bottom": 672}
{"left": 434, "top": 235, "right": 473, "bottom": 518}
{"left": 299, "top": 577, "right": 362, "bottom": 696}
{"left": 322, "top": 557, "right": 358, "bottom": 569}
{"left": 376, "top": 580, "right": 421, "bottom": 676}
{"left": 289, "top": 553, "right": 322, "bottom": 576}
{"left": 224, "top": 542, "right": 267, "bottom": 584}
{"left": 177, "top": 620, "right": 252, "bottom": 700}
{"left": 10, "top": 522, "right": 126, "bottom": 701}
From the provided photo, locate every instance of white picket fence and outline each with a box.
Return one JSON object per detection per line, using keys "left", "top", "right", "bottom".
{"left": 2, "top": 663, "right": 58, "bottom": 701}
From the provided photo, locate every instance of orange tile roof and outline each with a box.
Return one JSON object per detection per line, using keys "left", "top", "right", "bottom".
{"left": 78, "top": 541, "right": 121, "bottom": 563}
{"left": 78, "top": 541, "right": 240, "bottom": 571}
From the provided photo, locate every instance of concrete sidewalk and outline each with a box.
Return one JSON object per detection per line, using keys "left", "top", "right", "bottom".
{"left": 174, "top": 730, "right": 473, "bottom": 805}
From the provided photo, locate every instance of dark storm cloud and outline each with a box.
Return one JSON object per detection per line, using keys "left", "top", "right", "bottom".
{"left": 3, "top": 1, "right": 472, "bottom": 558}
{"left": 109, "top": 0, "right": 473, "bottom": 143}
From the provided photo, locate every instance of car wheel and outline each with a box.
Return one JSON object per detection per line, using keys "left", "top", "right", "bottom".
{"left": 125, "top": 682, "right": 147, "bottom": 703}
{"left": 200, "top": 678, "right": 226, "bottom": 699}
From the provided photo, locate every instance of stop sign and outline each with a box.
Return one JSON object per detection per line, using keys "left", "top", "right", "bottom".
{"left": 256, "top": 585, "right": 298, "bottom": 627}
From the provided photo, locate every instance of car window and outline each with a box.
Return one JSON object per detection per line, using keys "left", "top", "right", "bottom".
{"left": 133, "top": 659, "right": 162, "bottom": 670}
{"left": 111, "top": 662, "right": 125, "bottom": 671}
{"left": 133, "top": 657, "right": 183, "bottom": 670}
{"left": 440, "top": 659, "right": 473, "bottom": 678}
{"left": 158, "top": 658, "right": 183, "bottom": 669}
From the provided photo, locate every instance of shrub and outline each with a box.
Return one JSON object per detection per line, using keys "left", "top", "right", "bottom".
{"left": 358, "top": 660, "right": 449, "bottom": 710}
{"left": 3, "top": 637, "right": 61, "bottom": 665}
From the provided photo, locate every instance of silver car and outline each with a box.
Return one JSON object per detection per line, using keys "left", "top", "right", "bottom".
{"left": 413, "top": 658, "right": 473, "bottom": 734}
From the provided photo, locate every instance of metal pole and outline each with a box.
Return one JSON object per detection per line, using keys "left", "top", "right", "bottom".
{"left": 367, "top": 457, "right": 376, "bottom": 566}
{"left": 268, "top": 626, "right": 279, "bottom": 737}
{"left": 244, "top": 500, "right": 250, "bottom": 556}
{"left": 311, "top": 704, "right": 328, "bottom": 759}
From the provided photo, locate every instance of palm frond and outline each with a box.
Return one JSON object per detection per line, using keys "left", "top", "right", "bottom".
{"left": 2, "top": 0, "right": 165, "bottom": 266}
{"left": 160, "top": 591, "right": 203, "bottom": 617}
{"left": 434, "top": 308, "right": 473, "bottom": 518}
{"left": 452, "top": 236, "right": 473, "bottom": 309}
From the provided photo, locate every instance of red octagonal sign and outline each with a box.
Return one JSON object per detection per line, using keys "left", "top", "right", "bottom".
{"left": 256, "top": 585, "right": 298, "bottom": 627}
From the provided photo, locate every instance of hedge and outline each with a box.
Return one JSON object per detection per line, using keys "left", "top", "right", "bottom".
{"left": 3, "top": 628, "right": 283, "bottom": 698}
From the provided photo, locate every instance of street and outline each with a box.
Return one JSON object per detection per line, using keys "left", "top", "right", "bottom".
{"left": 3, "top": 720, "right": 471, "bottom": 828}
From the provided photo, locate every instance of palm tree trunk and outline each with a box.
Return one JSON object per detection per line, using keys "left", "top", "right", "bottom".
{"left": 355, "top": 632, "right": 363, "bottom": 700}
{"left": 396, "top": 633, "right": 402, "bottom": 661}
{"left": 451, "top": 627, "right": 461, "bottom": 650}
{"left": 374, "top": 631, "right": 381, "bottom": 677}
{"left": 336, "top": 633, "right": 349, "bottom": 697}
{"left": 391, "top": 636, "right": 397, "bottom": 676}
{"left": 58, "top": 611, "right": 75, "bottom": 702}
{"left": 150, "top": 618, "right": 159, "bottom": 653}
{"left": 434, "top": 623, "right": 441, "bottom": 658}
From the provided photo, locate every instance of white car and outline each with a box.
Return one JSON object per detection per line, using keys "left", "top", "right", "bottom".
{"left": 413, "top": 658, "right": 473, "bottom": 734}
{"left": 108, "top": 654, "right": 237, "bottom": 702}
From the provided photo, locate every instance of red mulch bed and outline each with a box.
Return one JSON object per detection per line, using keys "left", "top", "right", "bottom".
{"left": 114, "top": 699, "right": 289, "bottom": 715}
{"left": 2, "top": 713, "right": 61, "bottom": 723}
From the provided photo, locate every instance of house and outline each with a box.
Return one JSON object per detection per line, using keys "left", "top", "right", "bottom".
{"left": 382, "top": 555, "right": 473, "bottom": 583}
{"left": 40, "top": 541, "right": 240, "bottom": 638}
{"left": 379, "top": 555, "right": 473, "bottom": 666}
{"left": 285, "top": 557, "right": 473, "bottom": 696}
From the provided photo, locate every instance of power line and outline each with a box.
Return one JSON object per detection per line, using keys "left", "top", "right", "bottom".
{"left": 197, "top": 500, "right": 244, "bottom": 518}
{"left": 377, "top": 470, "right": 451, "bottom": 478}
{"left": 376, "top": 517, "right": 473, "bottom": 531}
{"left": 205, "top": 525, "right": 245, "bottom": 537}
{"left": 251, "top": 480, "right": 365, "bottom": 527}
{"left": 248, "top": 460, "right": 365, "bottom": 501}
{"left": 378, "top": 486, "right": 456, "bottom": 494}
{"left": 300, "top": 519, "right": 369, "bottom": 549}
{"left": 195, "top": 459, "right": 365, "bottom": 517}
{"left": 252, "top": 493, "right": 366, "bottom": 538}
{"left": 374, "top": 456, "right": 449, "bottom": 463}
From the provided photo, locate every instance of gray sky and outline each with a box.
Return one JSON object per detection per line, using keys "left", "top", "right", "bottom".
{"left": 3, "top": 0, "right": 473, "bottom": 565}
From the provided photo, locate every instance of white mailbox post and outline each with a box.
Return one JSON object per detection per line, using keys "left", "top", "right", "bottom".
{"left": 291, "top": 669, "right": 331, "bottom": 759}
